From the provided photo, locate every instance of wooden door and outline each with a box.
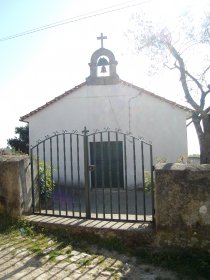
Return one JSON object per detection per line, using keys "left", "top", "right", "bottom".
{"left": 90, "top": 141, "right": 124, "bottom": 188}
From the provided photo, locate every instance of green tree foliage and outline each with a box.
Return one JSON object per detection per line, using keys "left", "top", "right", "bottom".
{"left": 7, "top": 125, "right": 29, "bottom": 154}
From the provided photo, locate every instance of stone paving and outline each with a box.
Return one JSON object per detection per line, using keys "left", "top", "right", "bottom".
{"left": 0, "top": 232, "right": 180, "bottom": 280}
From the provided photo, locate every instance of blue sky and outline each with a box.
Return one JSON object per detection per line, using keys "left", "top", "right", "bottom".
{"left": 1, "top": 0, "right": 209, "bottom": 154}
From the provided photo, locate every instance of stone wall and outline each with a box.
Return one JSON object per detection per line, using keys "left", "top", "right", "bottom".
{"left": 0, "top": 155, "right": 32, "bottom": 217}
{"left": 155, "top": 163, "right": 210, "bottom": 251}
{"left": 188, "top": 155, "right": 200, "bottom": 165}
{"left": 1, "top": 156, "right": 210, "bottom": 252}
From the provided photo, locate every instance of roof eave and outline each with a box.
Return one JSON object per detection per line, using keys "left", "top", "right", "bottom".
{"left": 20, "top": 81, "right": 87, "bottom": 121}
{"left": 120, "top": 79, "right": 193, "bottom": 114}
{"left": 20, "top": 79, "right": 194, "bottom": 121}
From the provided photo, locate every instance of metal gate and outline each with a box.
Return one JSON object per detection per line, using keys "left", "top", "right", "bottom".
{"left": 30, "top": 127, "right": 155, "bottom": 222}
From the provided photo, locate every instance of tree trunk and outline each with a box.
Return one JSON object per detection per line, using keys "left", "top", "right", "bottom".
{"left": 200, "top": 116, "right": 210, "bottom": 164}
{"left": 193, "top": 114, "right": 210, "bottom": 164}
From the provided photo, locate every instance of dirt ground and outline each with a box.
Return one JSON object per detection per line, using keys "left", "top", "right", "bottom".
{"left": 0, "top": 234, "right": 181, "bottom": 280}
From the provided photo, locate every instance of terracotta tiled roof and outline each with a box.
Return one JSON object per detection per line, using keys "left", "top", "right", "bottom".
{"left": 20, "top": 79, "right": 192, "bottom": 122}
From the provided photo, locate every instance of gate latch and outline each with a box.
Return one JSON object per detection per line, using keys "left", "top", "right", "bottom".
{"left": 88, "top": 165, "right": 96, "bottom": 172}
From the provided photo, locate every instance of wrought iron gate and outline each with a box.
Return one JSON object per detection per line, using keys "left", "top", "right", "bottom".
{"left": 31, "top": 127, "right": 155, "bottom": 222}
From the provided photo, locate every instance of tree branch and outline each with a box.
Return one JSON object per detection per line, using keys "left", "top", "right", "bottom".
{"left": 186, "top": 120, "right": 193, "bottom": 127}
{"left": 202, "top": 65, "right": 210, "bottom": 77}
{"left": 185, "top": 71, "right": 204, "bottom": 93}
{"left": 167, "top": 42, "right": 206, "bottom": 116}
{"left": 174, "top": 59, "right": 208, "bottom": 108}
{"left": 163, "top": 62, "right": 176, "bottom": 70}
{"left": 205, "top": 106, "right": 210, "bottom": 114}
{"left": 201, "top": 89, "right": 210, "bottom": 109}
{"left": 184, "top": 70, "right": 209, "bottom": 109}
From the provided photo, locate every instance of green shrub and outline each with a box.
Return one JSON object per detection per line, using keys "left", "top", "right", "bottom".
{"left": 38, "top": 161, "right": 55, "bottom": 199}
{"left": 144, "top": 171, "right": 155, "bottom": 192}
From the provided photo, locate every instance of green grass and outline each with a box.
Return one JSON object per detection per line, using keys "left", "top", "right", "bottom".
{"left": 0, "top": 214, "right": 210, "bottom": 279}
{"left": 48, "top": 250, "right": 61, "bottom": 261}
{"left": 105, "top": 267, "right": 117, "bottom": 272}
{"left": 31, "top": 244, "right": 44, "bottom": 256}
{"left": 78, "top": 255, "right": 95, "bottom": 267}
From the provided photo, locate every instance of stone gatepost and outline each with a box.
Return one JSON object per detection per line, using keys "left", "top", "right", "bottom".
{"left": 155, "top": 163, "right": 210, "bottom": 251}
{"left": 0, "top": 155, "right": 32, "bottom": 217}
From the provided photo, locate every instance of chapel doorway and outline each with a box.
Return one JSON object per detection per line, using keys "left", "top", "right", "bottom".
{"left": 89, "top": 141, "right": 124, "bottom": 188}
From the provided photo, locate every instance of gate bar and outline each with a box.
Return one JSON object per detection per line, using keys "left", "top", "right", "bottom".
{"left": 116, "top": 132, "right": 121, "bottom": 220}
{"left": 77, "top": 135, "right": 82, "bottom": 217}
{"left": 93, "top": 134, "right": 98, "bottom": 218}
{"left": 83, "top": 127, "right": 90, "bottom": 218}
{"left": 56, "top": 134, "right": 61, "bottom": 215}
{"left": 43, "top": 141, "right": 47, "bottom": 214}
{"left": 123, "top": 134, "right": 128, "bottom": 220}
{"left": 150, "top": 144, "right": 155, "bottom": 223}
{"left": 141, "top": 141, "right": 146, "bottom": 221}
{"left": 133, "top": 137, "right": 138, "bottom": 220}
{"left": 50, "top": 137, "right": 55, "bottom": 215}
{"left": 100, "top": 132, "right": 105, "bottom": 219}
{"left": 63, "top": 133, "right": 68, "bottom": 215}
{"left": 30, "top": 148, "right": 35, "bottom": 213}
{"left": 37, "top": 145, "right": 41, "bottom": 213}
{"left": 70, "top": 134, "right": 75, "bottom": 216}
{"left": 108, "top": 131, "right": 113, "bottom": 219}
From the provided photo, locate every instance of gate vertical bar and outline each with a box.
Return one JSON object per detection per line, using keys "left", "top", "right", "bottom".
{"left": 108, "top": 131, "right": 113, "bottom": 219}
{"left": 50, "top": 137, "right": 55, "bottom": 215}
{"left": 56, "top": 134, "right": 61, "bottom": 215}
{"left": 100, "top": 132, "right": 105, "bottom": 219}
{"left": 43, "top": 141, "right": 47, "bottom": 214}
{"left": 133, "top": 137, "right": 137, "bottom": 220}
{"left": 63, "top": 133, "right": 68, "bottom": 215}
{"left": 30, "top": 148, "right": 35, "bottom": 213}
{"left": 123, "top": 134, "right": 128, "bottom": 220}
{"left": 141, "top": 141, "right": 146, "bottom": 221}
{"left": 76, "top": 135, "right": 81, "bottom": 217}
{"left": 93, "top": 134, "right": 98, "bottom": 218}
{"left": 70, "top": 134, "right": 75, "bottom": 216}
{"left": 36, "top": 146, "right": 41, "bottom": 213}
{"left": 150, "top": 144, "right": 155, "bottom": 223}
{"left": 83, "top": 127, "right": 90, "bottom": 219}
{"left": 116, "top": 132, "right": 121, "bottom": 220}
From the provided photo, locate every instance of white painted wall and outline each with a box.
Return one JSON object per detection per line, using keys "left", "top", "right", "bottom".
{"left": 26, "top": 83, "right": 188, "bottom": 187}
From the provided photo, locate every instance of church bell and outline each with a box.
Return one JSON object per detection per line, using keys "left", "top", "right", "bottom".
{"left": 101, "top": 65, "right": 107, "bottom": 73}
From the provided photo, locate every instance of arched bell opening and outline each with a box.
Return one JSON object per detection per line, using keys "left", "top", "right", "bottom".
{"left": 86, "top": 34, "right": 120, "bottom": 85}
{"left": 97, "top": 56, "right": 110, "bottom": 77}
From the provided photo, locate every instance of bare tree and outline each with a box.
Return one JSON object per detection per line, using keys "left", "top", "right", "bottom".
{"left": 129, "top": 13, "right": 210, "bottom": 163}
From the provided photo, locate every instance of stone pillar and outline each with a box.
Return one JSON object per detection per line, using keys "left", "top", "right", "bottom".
{"left": 155, "top": 163, "right": 210, "bottom": 251}
{"left": 155, "top": 163, "right": 210, "bottom": 229}
{"left": 0, "top": 155, "right": 32, "bottom": 217}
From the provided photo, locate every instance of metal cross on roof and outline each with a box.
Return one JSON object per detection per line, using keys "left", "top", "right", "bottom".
{"left": 97, "top": 33, "right": 107, "bottom": 48}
